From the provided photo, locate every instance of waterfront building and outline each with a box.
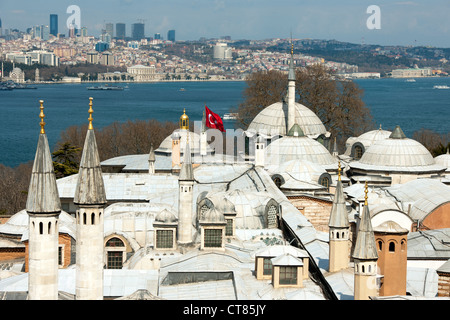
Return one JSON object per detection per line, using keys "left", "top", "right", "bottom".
{"left": 391, "top": 67, "right": 432, "bottom": 78}
{"left": 127, "top": 64, "right": 159, "bottom": 82}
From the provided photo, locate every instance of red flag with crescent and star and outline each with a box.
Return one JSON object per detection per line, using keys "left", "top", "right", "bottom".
{"left": 205, "top": 106, "right": 225, "bottom": 132}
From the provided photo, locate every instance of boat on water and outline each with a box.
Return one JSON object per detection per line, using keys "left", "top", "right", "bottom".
{"left": 433, "top": 85, "right": 450, "bottom": 89}
{"left": 0, "top": 81, "right": 37, "bottom": 90}
{"left": 87, "top": 84, "right": 124, "bottom": 91}
{"left": 406, "top": 79, "right": 416, "bottom": 82}
{"left": 179, "top": 88, "right": 186, "bottom": 91}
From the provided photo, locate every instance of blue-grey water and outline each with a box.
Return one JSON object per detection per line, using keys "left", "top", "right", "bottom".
{"left": 0, "top": 77, "right": 449, "bottom": 168}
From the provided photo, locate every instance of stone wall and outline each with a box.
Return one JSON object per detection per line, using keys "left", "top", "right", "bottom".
{"left": 287, "top": 195, "right": 332, "bottom": 232}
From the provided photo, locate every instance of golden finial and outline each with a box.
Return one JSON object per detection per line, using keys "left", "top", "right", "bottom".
{"left": 88, "top": 97, "right": 94, "bottom": 130}
{"left": 39, "top": 100, "right": 46, "bottom": 134}
{"left": 180, "top": 108, "right": 189, "bottom": 130}
{"left": 338, "top": 161, "right": 341, "bottom": 181}
{"left": 364, "top": 181, "right": 368, "bottom": 206}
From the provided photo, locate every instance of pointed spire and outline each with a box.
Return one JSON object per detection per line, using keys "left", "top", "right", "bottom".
{"left": 329, "top": 161, "right": 349, "bottom": 229}
{"left": 288, "top": 41, "right": 296, "bottom": 81}
{"left": 26, "top": 100, "right": 61, "bottom": 214}
{"left": 179, "top": 134, "right": 194, "bottom": 181}
{"left": 88, "top": 97, "right": 94, "bottom": 130}
{"left": 389, "top": 125, "right": 407, "bottom": 139}
{"left": 352, "top": 182, "right": 378, "bottom": 260}
{"left": 74, "top": 98, "right": 106, "bottom": 205}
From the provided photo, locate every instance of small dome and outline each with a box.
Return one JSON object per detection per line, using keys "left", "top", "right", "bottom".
{"left": 351, "top": 126, "right": 441, "bottom": 172}
{"left": 265, "top": 135, "right": 337, "bottom": 169}
{"left": 155, "top": 209, "right": 178, "bottom": 224}
{"left": 157, "top": 129, "right": 213, "bottom": 155}
{"left": 179, "top": 109, "right": 189, "bottom": 130}
{"left": 215, "top": 197, "right": 236, "bottom": 214}
{"left": 344, "top": 127, "right": 392, "bottom": 156}
{"left": 200, "top": 208, "right": 226, "bottom": 224}
{"left": 268, "top": 159, "right": 327, "bottom": 183}
{"left": 373, "top": 220, "right": 409, "bottom": 234}
{"left": 247, "top": 102, "right": 328, "bottom": 138}
{"left": 435, "top": 150, "right": 450, "bottom": 172}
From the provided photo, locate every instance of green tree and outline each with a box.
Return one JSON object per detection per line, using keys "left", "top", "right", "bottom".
{"left": 52, "top": 142, "right": 81, "bottom": 178}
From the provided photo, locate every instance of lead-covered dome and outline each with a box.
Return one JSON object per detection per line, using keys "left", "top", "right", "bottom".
{"left": 345, "top": 127, "right": 392, "bottom": 158}
{"left": 350, "top": 126, "right": 445, "bottom": 173}
{"left": 247, "top": 102, "right": 328, "bottom": 138}
{"left": 264, "top": 124, "right": 337, "bottom": 169}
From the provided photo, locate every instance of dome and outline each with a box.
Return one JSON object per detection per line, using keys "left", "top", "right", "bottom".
{"left": 350, "top": 126, "right": 445, "bottom": 173}
{"left": 156, "top": 129, "right": 213, "bottom": 155}
{"left": 265, "top": 135, "right": 337, "bottom": 170}
{"left": 267, "top": 159, "right": 328, "bottom": 183}
{"left": 154, "top": 209, "right": 178, "bottom": 224}
{"left": 200, "top": 208, "right": 226, "bottom": 224}
{"left": 345, "top": 127, "right": 392, "bottom": 157}
{"left": 179, "top": 109, "right": 189, "bottom": 130}
{"left": 247, "top": 102, "right": 328, "bottom": 138}
{"left": 435, "top": 150, "right": 450, "bottom": 173}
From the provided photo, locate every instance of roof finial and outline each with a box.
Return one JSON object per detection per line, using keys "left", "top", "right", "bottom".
{"left": 338, "top": 161, "right": 342, "bottom": 181}
{"left": 364, "top": 181, "right": 368, "bottom": 206}
{"left": 88, "top": 97, "right": 94, "bottom": 130}
{"left": 39, "top": 100, "right": 46, "bottom": 134}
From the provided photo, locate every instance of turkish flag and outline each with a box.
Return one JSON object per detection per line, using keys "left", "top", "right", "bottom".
{"left": 205, "top": 106, "right": 225, "bottom": 132}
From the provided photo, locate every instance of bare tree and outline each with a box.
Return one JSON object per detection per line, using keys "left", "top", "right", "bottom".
{"left": 234, "top": 64, "right": 375, "bottom": 151}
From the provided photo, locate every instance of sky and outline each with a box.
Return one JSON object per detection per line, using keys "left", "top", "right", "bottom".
{"left": 1, "top": 0, "right": 449, "bottom": 47}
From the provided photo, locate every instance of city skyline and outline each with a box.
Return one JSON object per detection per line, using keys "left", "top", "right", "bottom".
{"left": 0, "top": 0, "right": 449, "bottom": 47}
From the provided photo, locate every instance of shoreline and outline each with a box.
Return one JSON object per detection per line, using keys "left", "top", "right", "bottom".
{"left": 13, "top": 75, "right": 450, "bottom": 85}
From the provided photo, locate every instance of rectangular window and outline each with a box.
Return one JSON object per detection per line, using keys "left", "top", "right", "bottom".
{"left": 107, "top": 251, "right": 123, "bottom": 269}
{"left": 58, "top": 246, "right": 63, "bottom": 266}
{"left": 204, "top": 229, "right": 222, "bottom": 248}
{"left": 263, "top": 258, "right": 273, "bottom": 276}
{"left": 156, "top": 229, "right": 174, "bottom": 249}
{"left": 225, "top": 219, "right": 233, "bottom": 236}
{"left": 279, "top": 266, "right": 297, "bottom": 285}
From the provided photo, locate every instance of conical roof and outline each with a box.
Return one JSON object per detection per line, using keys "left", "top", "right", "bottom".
{"left": 179, "top": 140, "right": 194, "bottom": 181}
{"left": 352, "top": 188, "right": 378, "bottom": 260}
{"left": 328, "top": 179, "right": 349, "bottom": 229}
{"left": 74, "top": 129, "right": 107, "bottom": 205}
{"left": 26, "top": 133, "right": 61, "bottom": 214}
{"left": 148, "top": 144, "right": 155, "bottom": 162}
{"left": 389, "top": 125, "right": 407, "bottom": 139}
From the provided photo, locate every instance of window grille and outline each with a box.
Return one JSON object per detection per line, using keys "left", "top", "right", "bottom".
{"left": 204, "top": 229, "right": 222, "bottom": 248}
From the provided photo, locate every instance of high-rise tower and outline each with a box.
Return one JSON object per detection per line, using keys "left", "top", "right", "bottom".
{"left": 50, "top": 14, "right": 58, "bottom": 36}
{"left": 26, "top": 101, "right": 62, "bottom": 300}
{"left": 74, "top": 98, "right": 107, "bottom": 300}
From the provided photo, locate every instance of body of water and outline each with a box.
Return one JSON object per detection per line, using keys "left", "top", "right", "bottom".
{"left": 0, "top": 77, "right": 449, "bottom": 167}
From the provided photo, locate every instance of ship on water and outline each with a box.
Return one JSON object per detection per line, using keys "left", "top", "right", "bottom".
{"left": 87, "top": 84, "right": 124, "bottom": 91}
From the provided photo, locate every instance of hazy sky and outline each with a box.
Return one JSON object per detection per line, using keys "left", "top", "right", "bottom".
{"left": 1, "top": 0, "right": 449, "bottom": 47}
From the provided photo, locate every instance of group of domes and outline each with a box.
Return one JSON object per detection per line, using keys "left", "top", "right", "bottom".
{"left": 147, "top": 49, "right": 448, "bottom": 188}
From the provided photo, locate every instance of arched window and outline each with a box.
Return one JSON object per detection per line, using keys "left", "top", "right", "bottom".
{"left": 106, "top": 237, "right": 125, "bottom": 247}
{"left": 267, "top": 205, "right": 278, "bottom": 228}
{"left": 320, "top": 177, "right": 329, "bottom": 190}
{"left": 273, "top": 177, "right": 282, "bottom": 188}
{"left": 83, "top": 212, "right": 87, "bottom": 225}
{"left": 91, "top": 213, "right": 96, "bottom": 225}
{"left": 401, "top": 239, "right": 406, "bottom": 251}
{"left": 389, "top": 242, "right": 395, "bottom": 252}
{"left": 48, "top": 222, "right": 51, "bottom": 235}
{"left": 355, "top": 145, "right": 363, "bottom": 159}
{"left": 39, "top": 222, "right": 44, "bottom": 235}
{"left": 378, "top": 240, "right": 383, "bottom": 251}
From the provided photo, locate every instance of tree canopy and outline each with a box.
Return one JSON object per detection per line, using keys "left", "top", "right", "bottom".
{"left": 235, "top": 64, "right": 375, "bottom": 151}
